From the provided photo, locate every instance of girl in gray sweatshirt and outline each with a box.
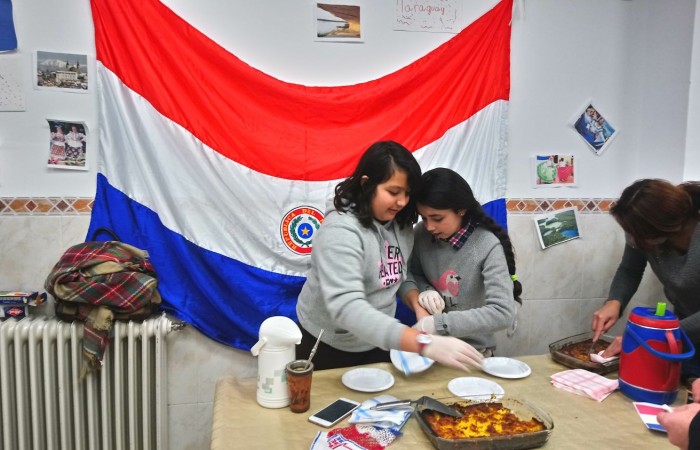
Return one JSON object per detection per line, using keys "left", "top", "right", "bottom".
{"left": 296, "top": 142, "right": 484, "bottom": 371}
{"left": 406, "top": 168, "right": 522, "bottom": 354}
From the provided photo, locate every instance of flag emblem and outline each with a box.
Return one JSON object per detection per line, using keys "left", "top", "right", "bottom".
{"left": 280, "top": 206, "right": 325, "bottom": 255}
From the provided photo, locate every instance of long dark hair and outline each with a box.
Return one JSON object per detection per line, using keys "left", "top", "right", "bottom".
{"left": 611, "top": 178, "right": 700, "bottom": 252}
{"left": 334, "top": 141, "right": 422, "bottom": 228}
{"left": 415, "top": 167, "right": 522, "bottom": 303}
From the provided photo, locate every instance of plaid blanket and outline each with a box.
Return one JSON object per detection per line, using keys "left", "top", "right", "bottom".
{"left": 45, "top": 241, "right": 161, "bottom": 375}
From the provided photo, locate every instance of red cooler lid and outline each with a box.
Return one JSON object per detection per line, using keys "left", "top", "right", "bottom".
{"left": 629, "top": 306, "right": 679, "bottom": 328}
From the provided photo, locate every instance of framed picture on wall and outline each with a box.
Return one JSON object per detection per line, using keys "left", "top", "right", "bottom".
{"left": 47, "top": 119, "right": 88, "bottom": 170}
{"left": 533, "top": 154, "right": 576, "bottom": 187}
{"left": 34, "top": 51, "right": 89, "bottom": 93}
{"left": 533, "top": 207, "right": 581, "bottom": 250}
{"left": 570, "top": 102, "right": 618, "bottom": 156}
{"left": 314, "top": 2, "right": 363, "bottom": 42}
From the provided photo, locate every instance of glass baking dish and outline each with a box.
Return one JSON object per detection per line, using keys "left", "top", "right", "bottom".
{"left": 548, "top": 331, "right": 618, "bottom": 374}
{"left": 414, "top": 396, "right": 553, "bottom": 450}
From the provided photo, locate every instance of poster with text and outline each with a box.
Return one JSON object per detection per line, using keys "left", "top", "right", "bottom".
{"left": 394, "top": 0, "right": 461, "bottom": 33}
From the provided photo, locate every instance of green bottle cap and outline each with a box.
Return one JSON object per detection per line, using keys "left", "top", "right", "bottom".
{"left": 655, "top": 302, "right": 666, "bottom": 316}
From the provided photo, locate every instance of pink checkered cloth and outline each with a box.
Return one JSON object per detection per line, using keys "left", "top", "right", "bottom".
{"left": 550, "top": 369, "right": 619, "bottom": 402}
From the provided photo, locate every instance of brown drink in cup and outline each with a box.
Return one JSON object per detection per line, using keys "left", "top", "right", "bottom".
{"left": 286, "top": 359, "right": 313, "bottom": 413}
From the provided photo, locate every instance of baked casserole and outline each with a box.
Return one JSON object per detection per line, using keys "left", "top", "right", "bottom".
{"left": 421, "top": 402, "right": 545, "bottom": 439}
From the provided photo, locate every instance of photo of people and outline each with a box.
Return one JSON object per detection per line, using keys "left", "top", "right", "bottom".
{"left": 47, "top": 119, "right": 88, "bottom": 170}
{"left": 572, "top": 103, "right": 617, "bottom": 155}
{"left": 35, "top": 51, "right": 88, "bottom": 93}
{"left": 533, "top": 154, "right": 576, "bottom": 187}
{"left": 534, "top": 207, "right": 581, "bottom": 250}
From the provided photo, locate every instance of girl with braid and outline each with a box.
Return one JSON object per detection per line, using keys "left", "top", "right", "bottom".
{"left": 404, "top": 168, "right": 522, "bottom": 356}
{"left": 296, "top": 144, "right": 483, "bottom": 371}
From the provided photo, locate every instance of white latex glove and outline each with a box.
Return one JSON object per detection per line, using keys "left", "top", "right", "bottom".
{"left": 417, "top": 290, "right": 445, "bottom": 315}
{"left": 422, "top": 335, "right": 483, "bottom": 372}
{"left": 413, "top": 316, "right": 437, "bottom": 334}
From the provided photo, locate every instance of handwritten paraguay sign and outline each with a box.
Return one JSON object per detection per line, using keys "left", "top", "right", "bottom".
{"left": 394, "top": 0, "right": 461, "bottom": 33}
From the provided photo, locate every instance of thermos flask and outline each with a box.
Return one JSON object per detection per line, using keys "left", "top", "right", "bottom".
{"left": 250, "top": 316, "right": 302, "bottom": 408}
{"left": 619, "top": 304, "right": 695, "bottom": 404}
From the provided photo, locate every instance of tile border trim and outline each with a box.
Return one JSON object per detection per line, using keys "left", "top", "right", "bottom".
{"left": 0, "top": 197, "right": 94, "bottom": 215}
{"left": 0, "top": 197, "right": 614, "bottom": 216}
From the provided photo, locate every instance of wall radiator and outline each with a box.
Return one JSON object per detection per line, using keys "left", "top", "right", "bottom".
{"left": 0, "top": 315, "right": 182, "bottom": 450}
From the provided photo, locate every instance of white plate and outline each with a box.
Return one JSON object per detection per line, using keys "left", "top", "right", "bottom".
{"left": 390, "top": 349, "right": 435, "bottom": 375}
{"left": 481, "top": 357, "right": 532, "bottom": 379}
{"left": 448, "top": 377, "right": 505, "bottom": 401}
{"left": 341, "top": 367, "right": 395, "bottom": 392}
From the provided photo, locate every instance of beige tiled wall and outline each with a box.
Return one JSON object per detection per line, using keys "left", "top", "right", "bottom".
{"left": 0, "top": 197, "right": 663, "bottom": 449}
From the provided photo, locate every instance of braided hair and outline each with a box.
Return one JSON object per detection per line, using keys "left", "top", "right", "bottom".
{"left": 415, "top": 168, "right": 522, "bottom": 303}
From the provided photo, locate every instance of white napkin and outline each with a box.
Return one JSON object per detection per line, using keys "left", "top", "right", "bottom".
{"left": 348, "top": 394, "right": 412, "bottom": 429}
{"left": 589, "top": 351, "right": 619, "bottom": 365}
{"left": 550, "top": 369, "right": 618, "bottom": 402}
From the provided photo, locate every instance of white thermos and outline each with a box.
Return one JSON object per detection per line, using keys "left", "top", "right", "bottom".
{"left": 250, "top": 316, "right": 302, "bottom": 408}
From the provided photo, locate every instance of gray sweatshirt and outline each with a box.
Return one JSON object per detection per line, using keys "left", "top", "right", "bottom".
{"left": 609, "top": 222, "right": 700, "bottom": 343}
{"left": 296, "top": 205, "right": 414, "bottom": 352}
{"left": 403, "top": 222, "right": 516, "bottom": 350}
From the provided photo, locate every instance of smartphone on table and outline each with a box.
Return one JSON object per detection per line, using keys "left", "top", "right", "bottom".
{"left": 308, "top": 397, "right": 361, "bottom": 427}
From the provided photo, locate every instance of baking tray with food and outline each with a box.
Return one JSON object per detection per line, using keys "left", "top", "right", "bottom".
{"left": 414, "top": 396, "right": 553, "bottom": 450}
{"left": 548, "top": 331, "right": 618, "bottom": 374}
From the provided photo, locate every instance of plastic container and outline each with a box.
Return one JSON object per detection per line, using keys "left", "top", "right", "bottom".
{"left": 619, "top": 306, "right": 695, "bottom": 404}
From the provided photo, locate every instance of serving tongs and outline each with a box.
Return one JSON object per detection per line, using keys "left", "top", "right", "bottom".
{"left": 370, "top": 395, "right": 463, "bottom": 418}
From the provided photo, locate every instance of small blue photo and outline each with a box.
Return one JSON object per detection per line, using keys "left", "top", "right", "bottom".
{"left": 573, "top": 104, "right": 617, "bottom": 155}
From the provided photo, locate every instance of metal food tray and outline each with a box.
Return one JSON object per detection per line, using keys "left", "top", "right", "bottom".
{"left": 414, "top": 396, "right": 553, "bottom": 450}
{"left": 548, "top": 331, "right": 618, "bottom": 374}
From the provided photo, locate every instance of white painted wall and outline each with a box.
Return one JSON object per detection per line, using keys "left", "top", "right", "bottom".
{"left": 686, "top": 0, "right": 700, "bottom": 181}
{"left": 2, "top": 0, "right": 697, "bottom": 199}
{"left": 0, "top": 0, "right": 98, "bottom": 197}
{"left": 509, "top": 0, "right": 695, "bottom": 196}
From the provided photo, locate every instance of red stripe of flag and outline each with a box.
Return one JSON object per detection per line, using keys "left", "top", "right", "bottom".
{"left": 635, "top": 404, "right": 666, "bottom": 415}
{"left": 91, "top": 0, "right": 511, "bottom": 181}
